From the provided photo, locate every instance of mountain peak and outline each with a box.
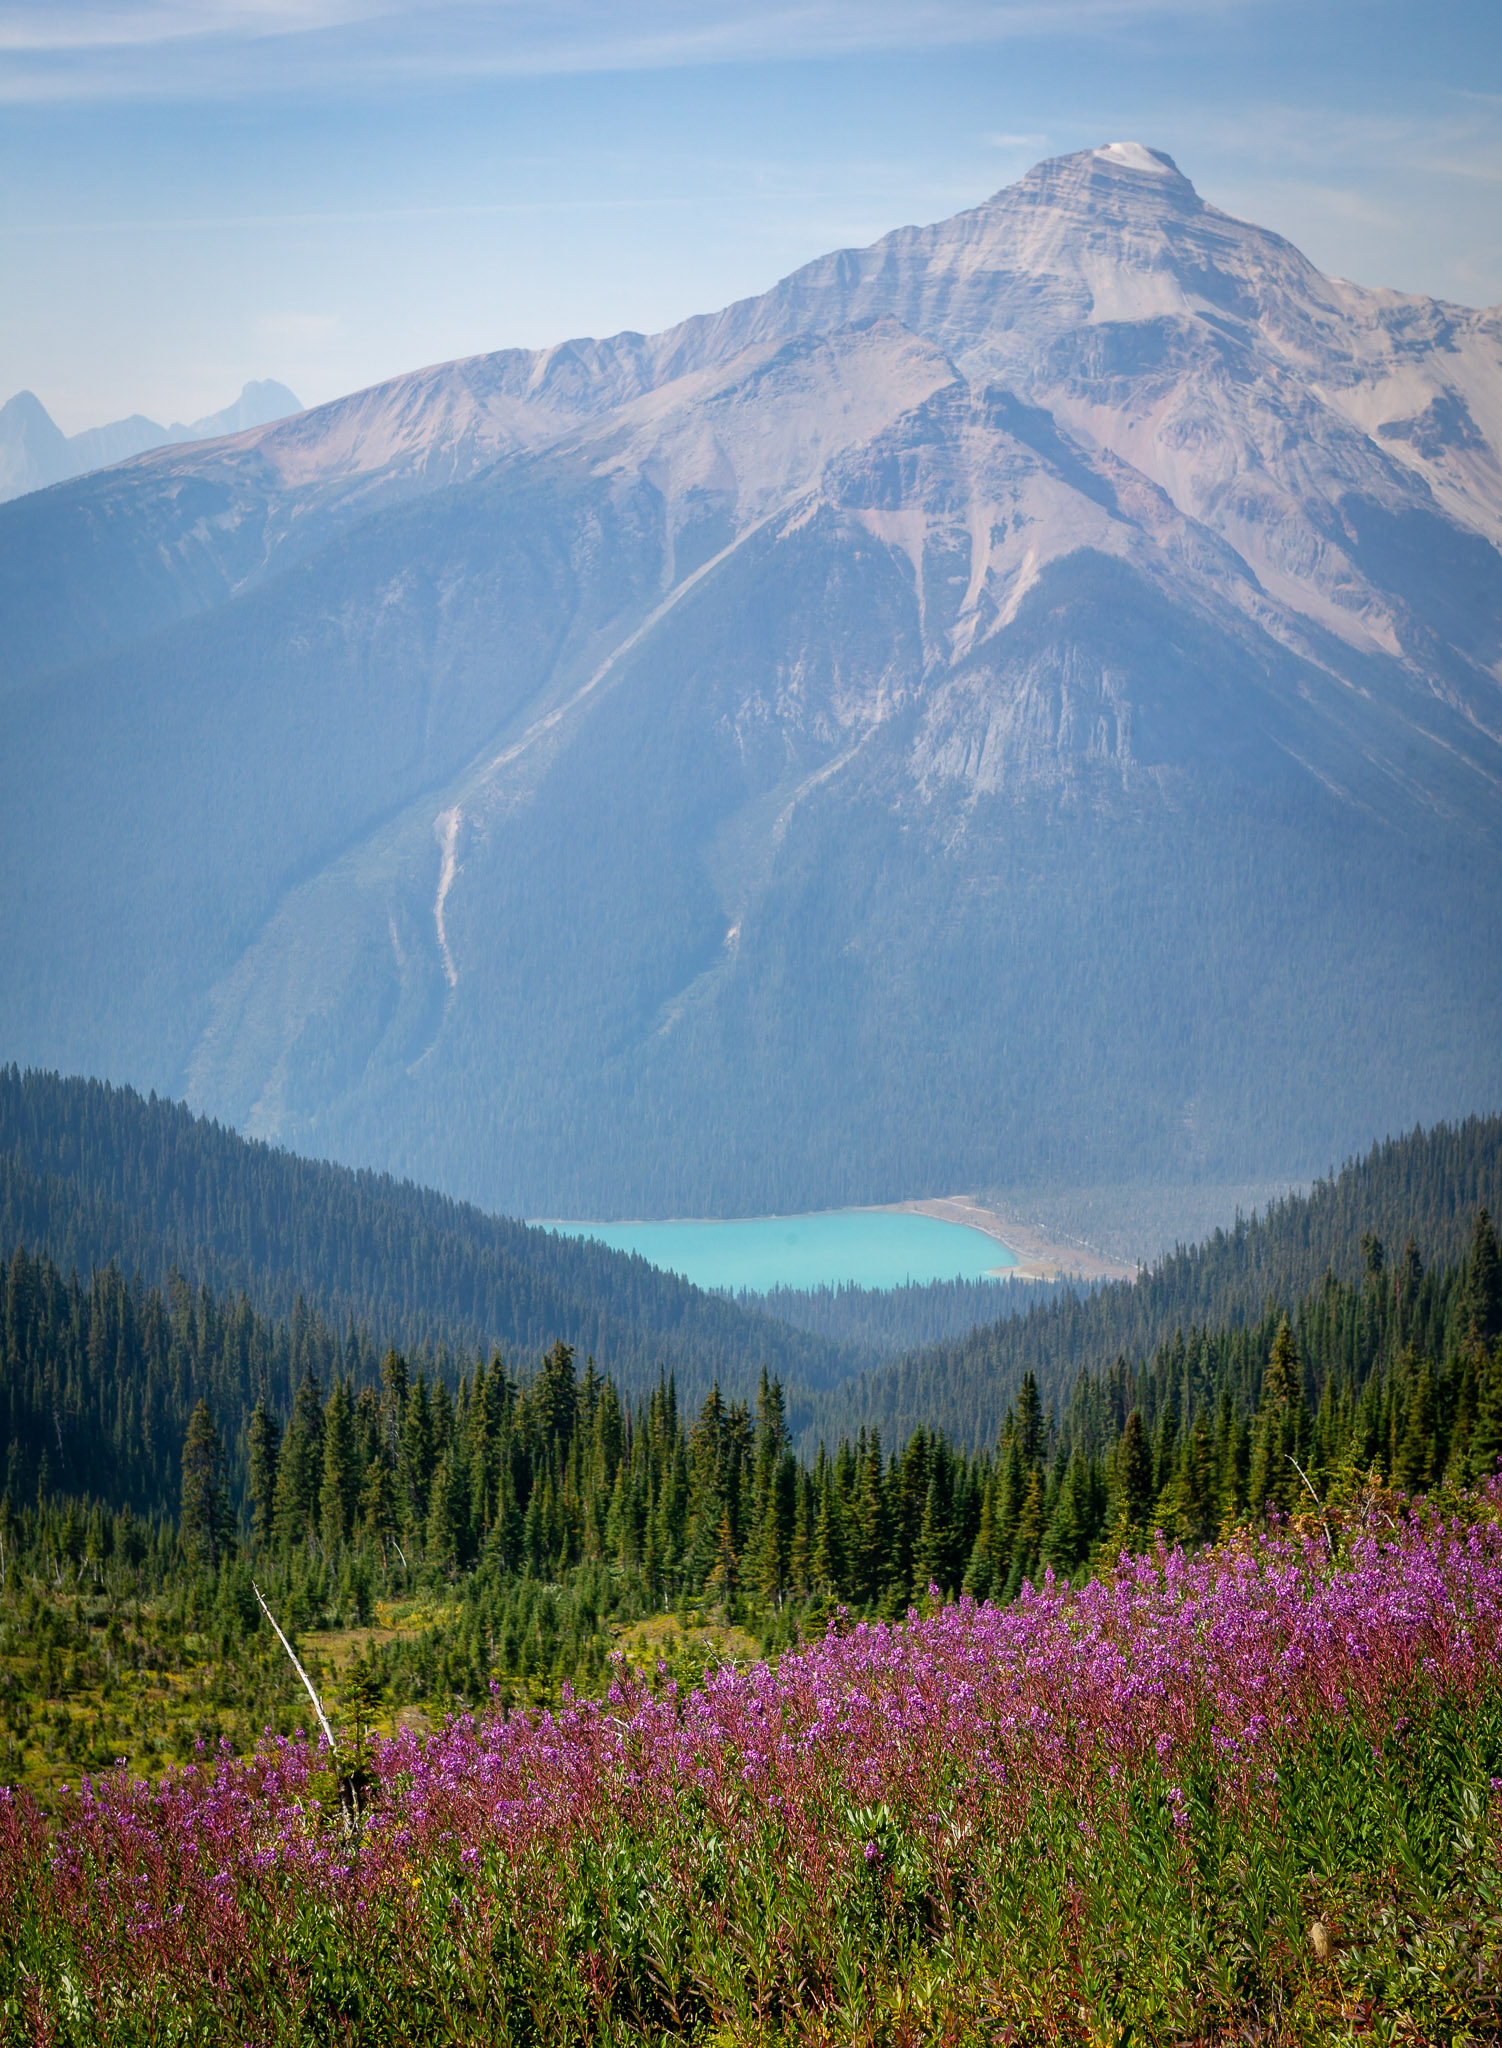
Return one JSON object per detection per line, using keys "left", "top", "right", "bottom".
{"left": 988, "top": 140, "right": 1200, "bottom": 218}
{"left": 1092, "top": 141, "right": 1181, "bottom": 176}
{"left": 1003, "top": 140, "right": 1201, "bottom": 216}
{"left": 3, "top": 155, "right": 1502, "bottom": 1219}
{"left": 0, "top": 389, "right": 57, "bottom": 427}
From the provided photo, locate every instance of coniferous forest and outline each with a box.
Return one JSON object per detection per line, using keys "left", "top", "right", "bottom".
{"left": 0, "top": 1066, "right": 854, "bottom": 1402}
{"left": 2, "top": 1082, "right": 1500, "bottom": 1793}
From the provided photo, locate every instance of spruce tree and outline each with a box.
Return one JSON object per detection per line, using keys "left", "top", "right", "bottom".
{"left": 1114, "top": 1411, "right": 1155, "bottom": 1540}
{"left": 319, "top": 1380, "right": 360, "bottom": 1549}
{"left": 1465, "top": 1210, "right": 1502, "bottom": 1346}
{"left": 246, "top": 1399, "right": 281, "bottom": 1550}
{"left": 179, "top": 1400, "right": 232, "bottom": 1573}
{"left": 273, "top": 1373, "right": 325, "bottom": 1549}
{"left": 1248, "top": 1318, "right": 1309, "bottom": 1514}
{"left": 1044, "top": 1450, "right": 1097, "bottom": 1575}
{"left": 1394, "top": 1355, "right": 1437, "bottom": 1494}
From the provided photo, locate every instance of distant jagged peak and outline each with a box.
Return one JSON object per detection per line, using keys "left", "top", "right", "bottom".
{"left": 171, "top": 379, "right": 303, "bottom": 441}
{"left": 0, "top": 388, "right": 62, "bottom": 430}
{"left": 0, "top": 377, "right": 306, "bottom": 504}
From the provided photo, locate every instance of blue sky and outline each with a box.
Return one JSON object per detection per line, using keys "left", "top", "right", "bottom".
{"left": 2, "top": 0, "right": 1499, "bottom": 432}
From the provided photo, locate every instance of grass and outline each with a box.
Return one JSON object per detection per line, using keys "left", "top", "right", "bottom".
{"left": 0, "top": 1579, "right": 761, "bottom": 1799}
{"left": 3, "top": 1494, "right": 1502, "bottom": 2042}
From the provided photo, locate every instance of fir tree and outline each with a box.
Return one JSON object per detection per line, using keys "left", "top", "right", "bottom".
{"left": 811, "top": 1469, "right": 844, "bottom": 1596}
{"left": 246, "top": 1399, "right": 281, "bottom": 1550}
{"left": 319, "top": 1380, "right": 360, "bottom": 1549}
{"left": 1012, "top": 1467, "right": 1047, "bottom": 1587}
{"left": 707, "top": 1507, "right": 739, "bottom": 1611}
{"left": 1113, "top": 1411, "right": 1155, "bottom": 1541}
{"left": 1044, "top": 1450, "right": 1098, "bottom": 1575}
{"left": 1014, "top": 1373, "right": 1045, "bottom": 1468}
{"left": 273, "top": 1374, "right": 324, "bottom": 1548}
{"left": 853, "top": 1434, "right": 893, "bottom": 1604}
{"left": 1248, "top": 1318, "right": 1309, "bottom": 1514}
{"left": 1466, "top": 1210, "right": 1502, "bottom": 1346}
{"left": 1471, "top": 1344, "right": 1502, "bottom": 1480}
{"left": 179, "top": 1401, "right": 233, "bottom": 1572}
{"left": 1394, "top": 1353, "right": 1437, "bottom": 1494}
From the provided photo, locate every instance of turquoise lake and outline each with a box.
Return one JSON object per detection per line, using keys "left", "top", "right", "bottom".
{"left": 537, "top": 1209, "right": 1017, "bottom": 1293}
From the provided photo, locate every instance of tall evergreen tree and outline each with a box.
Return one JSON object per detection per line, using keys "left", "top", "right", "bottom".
{"left": 319, "top": 1379, "right": 360, "bottom": 1548}
{"left": 246, "top": 1399, "right": 281, "bottom": 1550}
{"left": 272, "top": 1373, "right": 325, "bottom": 1548}
{"left": 1248, "top": 1318, "right": 1309, "bottom": 1514}
{"left": 1113, "top": 1411, "right": 1156, "bottom": 1541}
{"left": 1466, "top": 1209, "right": 1502, "bottom": 1346}
{"left": 179, "top": 1400, "right": 232, "bottom": 1572}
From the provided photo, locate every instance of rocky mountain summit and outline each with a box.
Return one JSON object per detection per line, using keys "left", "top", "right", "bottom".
{"left": 3, "top": 147, "right": 1499, "bottom": 1216}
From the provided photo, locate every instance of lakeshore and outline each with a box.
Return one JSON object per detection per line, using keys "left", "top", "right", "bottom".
{"left": 890, "top": 1194, "right": 1139, "bottom": 1283}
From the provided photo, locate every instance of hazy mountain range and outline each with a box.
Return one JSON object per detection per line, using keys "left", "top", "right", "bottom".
{"left": 2, "top": 144, "right": 1499, "bottom": 1219}
{"left": 0, "top": 380, "right": 302, "bottom": 504}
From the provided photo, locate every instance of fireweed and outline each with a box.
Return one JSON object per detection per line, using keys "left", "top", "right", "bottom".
{"left": 3, "top": 1493, "right": 1502, "bottom": 2044}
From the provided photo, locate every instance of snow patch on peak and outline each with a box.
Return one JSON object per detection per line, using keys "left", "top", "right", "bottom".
{"left": 1094, "top": 142, "right": 1178, "bottom": 175}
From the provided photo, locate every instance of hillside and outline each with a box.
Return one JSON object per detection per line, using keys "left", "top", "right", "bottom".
{"left": 0, "top": 1066, "right": 852, "bottom": 1405}
{"left": 828, "top": 1111, "right": 1502, "bottom": 1448}
{"left": 2, "top": 1081, "right": 1498, "bottom": 1810}
{"left": 2, "top": 146, "right": 1499, "bottom": 1216}
{"left": 5, "top": 1067, "right": 1499, "bottom": 1448}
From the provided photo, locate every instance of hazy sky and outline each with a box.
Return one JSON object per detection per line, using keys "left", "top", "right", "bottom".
{"left": 2, "top": 0, "right": 1499, "bottom": 433}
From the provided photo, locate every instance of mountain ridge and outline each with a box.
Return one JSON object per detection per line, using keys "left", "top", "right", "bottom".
{"left": 0, "top": 380, "right": 303, "bottom": 506}
{"left": 2, "top": 145, "right": 1499, "bottom": 1216}
{"left": 0, "top": 1065, "right": 857, "bottom": 1406}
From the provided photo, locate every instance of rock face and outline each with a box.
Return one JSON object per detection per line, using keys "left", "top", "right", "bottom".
{"left": 2, "top": 146, "right": 1500, "bottom": 1217}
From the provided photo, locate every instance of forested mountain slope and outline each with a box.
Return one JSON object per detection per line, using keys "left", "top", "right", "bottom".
{"left": 830, "top": 1114, "right": 1502, "bottom": 1448}
{"left": 2, "top": 1136, "right": 1499, "bottom": 1798}
{"left": 5, "top": 1069, "right": 1498, "bottom": 1468}
{"left": 0, "top": 1067, "right": 851, "bottom": 1404}
{"left": 4, "top": 1209, "right": 1499, "bottom": 1604}
{"left": 2, "top": 147, "right": 1499, "bottom": 1216}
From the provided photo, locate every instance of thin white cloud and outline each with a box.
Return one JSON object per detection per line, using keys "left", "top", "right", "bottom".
{"left": 1111, "top": 96, "right": 1502, "bottom": 207}
{"left": 0, "top": 0, "right": 376, "bottom": 52}
{"left": 1415, "top": 154, "right": 1502, "bottom": 184}
{"left": 0, "top": 0, "right": 1258, "bottom": 100}
{"left": 0, "top": 195, "right": 677, "bottom": 234}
